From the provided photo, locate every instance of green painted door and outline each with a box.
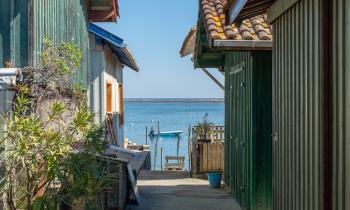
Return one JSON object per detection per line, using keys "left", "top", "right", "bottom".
{"left": 230, "top": 61, "right": 250, "bottom": 209}
{"left": 225, "top": 52, "right": 272, "bottom": 210}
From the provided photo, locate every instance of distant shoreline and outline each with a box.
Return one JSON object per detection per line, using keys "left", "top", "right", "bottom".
{"left": 125, "top": 98, "right": 224, "bottom": 103}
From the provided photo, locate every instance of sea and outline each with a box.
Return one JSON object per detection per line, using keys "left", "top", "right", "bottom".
{"left": 124, "top": 99, "right": 224, "bottom": 170}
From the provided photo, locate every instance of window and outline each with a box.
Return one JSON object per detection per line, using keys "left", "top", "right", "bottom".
{"left": 118, "top": 83, "right": 124, "bottom": 126}
{"left": 106, "top": 82, "right": 112, "bottom": 113}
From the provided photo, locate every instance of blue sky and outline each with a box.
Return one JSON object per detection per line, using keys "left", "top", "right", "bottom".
{"left": 97, "top": 0, "right": 224, "bottom": 98}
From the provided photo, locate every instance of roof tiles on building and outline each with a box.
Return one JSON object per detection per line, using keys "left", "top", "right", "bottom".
{"left": 201, "top": 0, "right": 272, "bottom": 41}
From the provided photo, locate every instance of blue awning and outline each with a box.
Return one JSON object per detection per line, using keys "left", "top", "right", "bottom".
{"left": 89, "top": 23, "right": 139, "bottom": 72}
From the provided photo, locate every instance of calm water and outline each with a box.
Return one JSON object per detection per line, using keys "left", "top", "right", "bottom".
{"left": 124, "top": 101, "right": 224, "bottom": 170}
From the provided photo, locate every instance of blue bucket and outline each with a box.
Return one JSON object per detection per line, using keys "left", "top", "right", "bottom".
{"left": 207, "top": 173, "right": 222, "bottom": 188}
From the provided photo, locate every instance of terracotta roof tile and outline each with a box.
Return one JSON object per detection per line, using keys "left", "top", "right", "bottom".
{"left": 201, "top": 0, "right": 272, "bottom": 41}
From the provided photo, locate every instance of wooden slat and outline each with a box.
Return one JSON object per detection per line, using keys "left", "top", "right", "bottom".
{"left": 208, "top": 143, "right": 212, "bottom": 172}
{"left": 213, "top": 144, "right": 218, "bottom": 171}
{"left": 217, "top": 144, "right": 221, "bottom": 171}
{"left": 200, "top": 144, "right": 204, "bottom": 173}
{"left": 220, "top": 144, "right": 224, "bottom": 171}
{"left": 203, "top": 143, "right": 208, "bottom": 172}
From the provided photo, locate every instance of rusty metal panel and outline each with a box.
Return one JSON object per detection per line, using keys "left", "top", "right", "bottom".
{"left": 31, "top": 0, "right": 90, "bottom": 86}
{"left": 331, "top": 0, "right": 350, "bottom": 209}
{"left": 271, "top": 0, "right": 323, "bottom": 209}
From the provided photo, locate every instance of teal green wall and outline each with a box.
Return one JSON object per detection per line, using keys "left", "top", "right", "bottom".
{"left": 224, "top": 51, "right": 272, "bottom": 210}
{"left": 0, "top": 0, "right": 29, "bottom": 67}
{"left": 0, "top": 0, "right": 11, "bottom": 67}
{"left": 32, "top": 0, "right": 90, "bottom": 86}
{"left": 0, "top": 0, "right": 89, "bottom": 86}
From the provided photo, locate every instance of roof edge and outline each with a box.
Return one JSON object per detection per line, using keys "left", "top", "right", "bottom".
{"left": 180, "top": 27, "right": 197, "bottom": 57}
{"left": 213, "top": 40, "right": 272, "bottom": 50}
{"left": 122, "top": 46, "right": 140, "bottom": 72}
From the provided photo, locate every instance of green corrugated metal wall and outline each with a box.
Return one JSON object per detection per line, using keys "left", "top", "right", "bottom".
{"left": 271, "top": 0, "right": 323, "bottom": 209}
{"left": 0, "top": 0, "right": 89, "bottom": 85}
{"left": 224, "top": 51, "right": 272, "bottom": 210}
{"left": 0, "top": 0, "right": 11, "bottom": 67}
{"left": 32, "top": 0, "right": 90, "bottom": 86}
{"left": 332, "top": 0, "right": 350, "bottom": 209}
{"left": 0, "top": 0, "right": 29, "bottom": 67}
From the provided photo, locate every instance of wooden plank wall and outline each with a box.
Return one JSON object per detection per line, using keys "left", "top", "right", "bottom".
{"left": 197, "top": 143, "right": 224, "bottom": 173}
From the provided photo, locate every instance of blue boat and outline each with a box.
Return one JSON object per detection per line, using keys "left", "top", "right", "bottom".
{"left": 149, "top": 129, "right": 182, "bottom": 137}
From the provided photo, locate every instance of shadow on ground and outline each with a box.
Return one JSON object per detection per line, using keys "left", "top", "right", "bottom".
{"left": 127, "top": 171, "right": 242, "bottom": 210}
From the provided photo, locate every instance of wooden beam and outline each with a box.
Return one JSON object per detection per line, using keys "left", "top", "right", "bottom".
{"left": 89, "top": 10, "right": 116, "bottom": 22}
{"left": 88, "top": 0, "right": 119, "bottom": 22}
{"left": 201, "top": 68, "right": 224, "bottom": 90}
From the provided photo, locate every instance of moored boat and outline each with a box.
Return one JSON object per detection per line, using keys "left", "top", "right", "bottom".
{"left": 149, "top": 129, "right": 182, "bottom": 137}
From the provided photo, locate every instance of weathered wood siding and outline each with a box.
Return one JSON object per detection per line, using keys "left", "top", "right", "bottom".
{"left": 88, "top": 34, "right": 124, "bottom": 144}
{"left": 271, "top": 0, "right": 323, "bottom": 209}
{"left": 194, "top": 143, "right": 224, "bottom": 173}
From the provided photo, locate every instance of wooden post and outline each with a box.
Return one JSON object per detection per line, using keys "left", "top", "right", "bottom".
{"left": 146, "top": 126, "right": 148, "bottom": 145}
{"left": 153, "top": 144, "right": 157, "bottom": 170}
{"left": 153, "top": 121, "right": 160, "bottom": 170}
{"left": 161, "top": 148, "right": 163, "bottom": 171}
{"left": 157, "top": 121, "right": 160, "bottom": 134}
{"left": 177, "top": 135, "right": 180, "bottom": 159}
{"left": 188, "top": 125, "right": 191, "bottom": 172}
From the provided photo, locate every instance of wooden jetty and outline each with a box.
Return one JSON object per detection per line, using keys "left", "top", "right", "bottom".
{"left": 164, "top": 156, "right": 185, "bottom": 171}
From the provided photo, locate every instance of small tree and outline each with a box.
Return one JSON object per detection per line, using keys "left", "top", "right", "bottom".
{"left": 0, "top": 39, "right": 113, "bottom": 210}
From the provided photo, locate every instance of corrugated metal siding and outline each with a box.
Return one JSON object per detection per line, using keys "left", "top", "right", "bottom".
{"left": 331, "top": 0, "right": 350, "bottom": 209}
{"left": 252, "top": 52, "right": 272, "bottom": 210}
{"left": 0, "top": 0, "right": 89, "bottom": 83}
{"left": 225, "top": 51, "right": 253, "bottom": 209}
{"left": 224, "top": 51, "right": 272, "bottom": 210}
{"left": 0, "top": 0, "right": 12, "bottom": 67}
{"left": 0, "top": 0, "right": 29, "bottom": 67}
{"left": 272, "top": 0, "right": 323, "bottom": 209}
{"left": 32, "top": 0, "right": 90, "bottom": 86}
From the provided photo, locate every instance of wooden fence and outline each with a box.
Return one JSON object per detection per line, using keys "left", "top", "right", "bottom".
{"left": 197, "top": 143, "right": 224, "bottom": 172}
{"left": 194, "top": 125, "right": 224, "bottom": 144}
{"left": 190, "top": 125, "right": 224, "bottom": 175}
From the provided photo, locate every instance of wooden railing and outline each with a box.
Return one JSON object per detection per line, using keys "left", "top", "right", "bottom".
{"left": 193, "top": 125, "right": 224, "bottom": 144}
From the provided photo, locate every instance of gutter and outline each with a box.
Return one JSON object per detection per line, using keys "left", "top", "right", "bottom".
{"left": 213, "top": 40, "right": 273, "bottom": 50}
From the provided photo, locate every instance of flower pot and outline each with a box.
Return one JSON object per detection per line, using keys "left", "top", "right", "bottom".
{"left": 207, "top": 173, "right": 222, "bottom": 188}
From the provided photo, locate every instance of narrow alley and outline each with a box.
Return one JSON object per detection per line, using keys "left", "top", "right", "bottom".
{"left": 127, "top": 171, "right": 241, "bottom": 210}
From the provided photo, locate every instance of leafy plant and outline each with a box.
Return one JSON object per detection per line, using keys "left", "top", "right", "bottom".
{"left": 196, "top": 113, "right": 214, "bottom": 141}
{"left": 0, "top": 40, "right": 112, "bottom": 210}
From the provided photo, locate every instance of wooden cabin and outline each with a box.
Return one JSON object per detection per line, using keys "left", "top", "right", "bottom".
{"left": 227, "top": 0, "right": 350, "bottom": 209}
{"left": 181, "top": 0, "right": 273, "bottom": 209}
{"left": 88, "top": 23, "right": 139, "bottom": 147}
{"left": 0, "top": 1, "right": 139, "bottom": 209}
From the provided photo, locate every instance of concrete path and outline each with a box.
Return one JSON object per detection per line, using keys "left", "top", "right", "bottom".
{"left": 126, "top": 171, "right": 242, "bottom": 210}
